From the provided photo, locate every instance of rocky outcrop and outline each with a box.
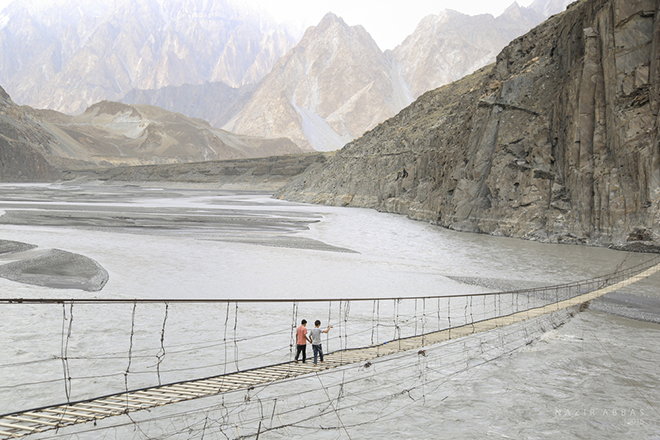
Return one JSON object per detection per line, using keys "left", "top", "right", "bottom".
{"left": 530, "top": 0, "right": 574, "bottom": 16}
{"left": 276, "top": 0, "right": 660, "bottom": 251}
{"left": 62, "top": 152, "right": 329, "bottom": 190}
{"left": 0, "top": 86, "right": 61, "bottom": 182}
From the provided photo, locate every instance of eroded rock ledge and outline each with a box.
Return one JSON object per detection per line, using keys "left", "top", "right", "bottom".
{"left": 61, "top": 153, "right": 329, "bottom": 191}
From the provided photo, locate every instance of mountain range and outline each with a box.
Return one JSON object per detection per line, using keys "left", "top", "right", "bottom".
{"left": 143, "top": 1, "right": 570, "bottom": 151}
{"left": 1, "top": 0, "right": 571, "bottom": 152}
{"left": 0, "top": 0, "right": 295, "bottom": 114}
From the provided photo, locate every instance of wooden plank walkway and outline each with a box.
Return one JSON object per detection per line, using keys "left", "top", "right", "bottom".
{"left": 1, "top": 262, "right": 659, "bottom": 439}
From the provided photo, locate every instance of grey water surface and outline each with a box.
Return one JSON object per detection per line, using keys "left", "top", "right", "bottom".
{"left": 0, "top": 183, "right": 658, "bottom": 439}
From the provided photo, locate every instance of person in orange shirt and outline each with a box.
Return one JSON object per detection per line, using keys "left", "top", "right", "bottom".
{"left": 294, "top": 319, "right": 311, "bottom": 363}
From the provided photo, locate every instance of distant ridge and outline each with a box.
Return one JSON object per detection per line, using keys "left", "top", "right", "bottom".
{"left": 223, "top": 12, "right": 412, "bottom": 152}
{"left": 390, "top": 4, "right": 546, "bottom": 99}
{"left": 0, "top": 83, "right": 303, "bottom": 180}
{"left": 27, "top": 100, "right": 303, "bottom": 167}
{"left": 121, "top": 81, "right": 258, "bottom": 129}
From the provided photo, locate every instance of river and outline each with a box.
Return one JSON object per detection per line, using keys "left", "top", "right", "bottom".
{"left": 0, "top": 182, "right": 658, "bottom": 439}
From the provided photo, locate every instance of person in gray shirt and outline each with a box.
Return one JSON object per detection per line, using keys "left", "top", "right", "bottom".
{"left": 309, "top": 320, "right": 333, "bottom": 366}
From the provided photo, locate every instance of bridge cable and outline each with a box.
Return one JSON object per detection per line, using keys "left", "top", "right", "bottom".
{"left": 155, "top": 303, "right": 169, "bottom": 386}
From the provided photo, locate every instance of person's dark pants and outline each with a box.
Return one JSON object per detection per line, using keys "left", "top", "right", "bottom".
{"left": 295, "top": 344, "right": 307, "bottom": 362}
{"left": 313, "top": 344, "right": 323, "bottom": 365}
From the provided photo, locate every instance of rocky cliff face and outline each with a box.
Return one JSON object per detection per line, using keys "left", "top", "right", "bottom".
{"left": 0, "top": 86, "right": 60, "bottom": 182}
{"left": 530, "top": 0, "right": 574, "bottom": 16}
{"left": 276, "top": 0, "right": 660, "bottom": 251}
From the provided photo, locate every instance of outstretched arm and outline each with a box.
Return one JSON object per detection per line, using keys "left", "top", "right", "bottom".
{"left": 322, "top": 325, "right": 334, "bottom": 333}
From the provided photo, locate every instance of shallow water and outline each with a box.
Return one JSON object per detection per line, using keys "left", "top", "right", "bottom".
{"left": 0, "top": 183, "right": 658, "bottom": 439}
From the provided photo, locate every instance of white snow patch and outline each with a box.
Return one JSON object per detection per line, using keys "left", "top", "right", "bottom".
{"left": 293, "top": 103, "right": 348, "bottom": 151}
{"left": 388, "top": 61, "right": 414, "bottom": 112}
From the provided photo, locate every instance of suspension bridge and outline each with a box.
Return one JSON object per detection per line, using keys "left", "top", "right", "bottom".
{"left": 1, "top": 255, "right": 659, "bottom": 439}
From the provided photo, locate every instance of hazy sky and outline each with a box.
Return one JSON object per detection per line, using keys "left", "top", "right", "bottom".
{"left": 0, "top": 0, "right": 537, "bottom": 50}
{"left": 252, "top": 0, "right": 537, "bottom": 49}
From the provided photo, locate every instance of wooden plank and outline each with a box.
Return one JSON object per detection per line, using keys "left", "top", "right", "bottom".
{"left": 235, "top": 371, "right": 276, "bottom": 381}
{"left": 207, "top": 375, "right": 256, "bottom": 383}
{"left": 195, "top": 381, "right": 242, "bottom": 391}
{"left": 166, "top": 385, "right": 211, "bottom": 396}
{"left": 208, "top": 377, "right": 254, "bottom": 387}
{"left": 93, "top": 399, "right": 143, "bottom": 410}
{"left": 259, "top": 367, "right": 301, "bottom": 377}
{"left": 42, "top": 408, "right": 98, "bottom": 419}
{"left": 133, "top": 391, "right": 182, "bottom": 401}
{"left": 22, "top": 412, "right": 77, "bottom": 423}
{"left": 5, "top": 416, "right": 58, "bottom": 427}
{"left": 105, "top": 395, "right": 162, "bottom": 406}
{"left": 159, "top": 387, "right": 205, "bottom": 397}
{"left": 274, "top": 364, "right": 311, "bottom": 372}
{"left": 240, "top": 370, "right": 286, "bottom": 380}
{"left": 194, "top": 379, "right": 241, "bottom": 389}
{"left": 71, "top": 405, "right": 121, "bottom": 416}
{"left": 202, "top": 382, "right": 241, "bottom": 391}
{"left": 176, "top": 381, "right": 223, "bottom": 390}
{"left": 169, "top": 383, "right": 221, "bottom": 394}
{"left": 255, "top": 368, "right": 289, "bottom": 376}
{"left": 0, "top": 422, "right": 40, "bottom": 432}
{"left": 331, "top": 352, "right": 369, "bottom": 359}
{"left": 137, "top": 389, "right": 192, "bottom": 398}
{"left": 219, "top": 375, "right": 261, "bottom": 385}
{"left": 223, "top": 373, "right": 261, "bottom": 382}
